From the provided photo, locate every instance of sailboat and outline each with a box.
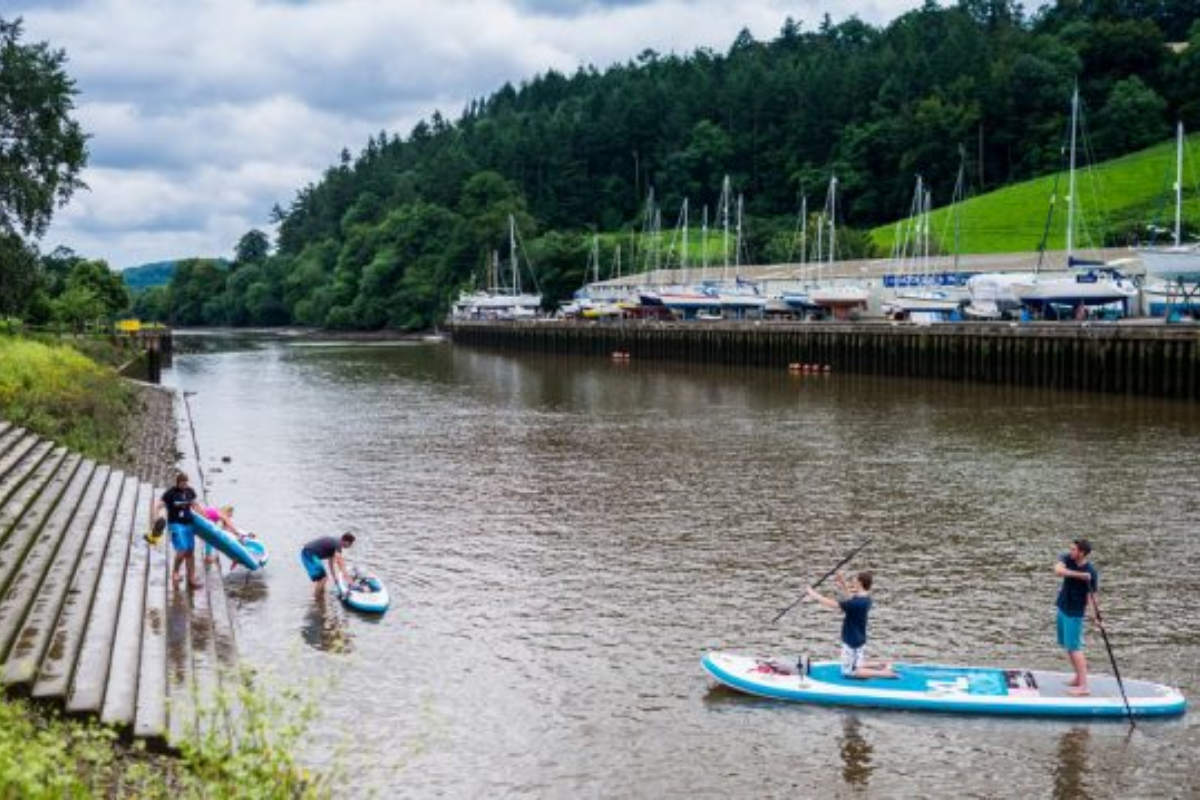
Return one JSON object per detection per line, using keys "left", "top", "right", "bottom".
{"left": 451, "top": 215, "right": 543, "bottom": 320}
{"left": 887, "top": 171, "right": 969, "bottom": 316}
{"left": 1009, "top": 88, "right": 1137, "bottom": 316}
{"left": 1138, "top": 122, "right": 1200, "bottom": 292}
{"left": 807, "top": 176, "right": 871, "bottom": 316}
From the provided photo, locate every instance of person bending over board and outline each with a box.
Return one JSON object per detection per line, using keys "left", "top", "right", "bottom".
{"left": 155, "top": 472, "right": 206, "bottom": 590}
{"left": 300, "top": 533, "right": 356, "bottom": 596}
{"left": 806, "top": 571, "right": 898, "bottom": 679}
{"left": 1054, "top": 538, "right": 1099, "bottom": 696}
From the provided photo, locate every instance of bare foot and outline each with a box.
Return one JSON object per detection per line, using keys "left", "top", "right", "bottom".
{"left": 1067, "top": 686, "right": 1090, "bottom": 697}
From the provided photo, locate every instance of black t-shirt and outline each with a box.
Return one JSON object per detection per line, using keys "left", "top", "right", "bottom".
{"left": 161, "top": 486, "right": 197, "bottom": 524}
{"left": 1056, "top": 554, "right": 1098, "bottom": 617}
{"left": 303, "top": 536, "right": 342, "bottom": 560}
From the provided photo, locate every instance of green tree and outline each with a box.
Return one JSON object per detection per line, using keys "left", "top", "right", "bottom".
{"left": 0, "top": 17, "right": 88, "bottom": 314}
{"left": 1091, "top": 76, "right": 1168, "bottom": 159}
{"left": 234, "top": 229, "right": 270, "bottom": 267}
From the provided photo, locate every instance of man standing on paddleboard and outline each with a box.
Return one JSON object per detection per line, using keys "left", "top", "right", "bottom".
{"left": 1054, "top": 538, "right": 1099, "bottom": 696}
{"left": 807, "top": 571, "right": 898, "bottom": 679}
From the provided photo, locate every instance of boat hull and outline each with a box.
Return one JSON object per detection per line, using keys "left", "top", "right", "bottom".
{"left": 702, "top": 652, "right": 1186, "bottom": 718}
{"left": 1139, "top": 247, "right": 1200, "bottom": 283}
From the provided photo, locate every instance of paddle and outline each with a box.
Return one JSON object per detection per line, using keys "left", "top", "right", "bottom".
{"left": 771, "top": 537, "right": 874, "bottom": 623}
{"left": 1091, "top": 593, "right": 1136, "bottom": 728}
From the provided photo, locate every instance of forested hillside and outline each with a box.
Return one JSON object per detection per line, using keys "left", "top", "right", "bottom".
{"left": 144, "top": 0, "right": 1200, "bottom": 330}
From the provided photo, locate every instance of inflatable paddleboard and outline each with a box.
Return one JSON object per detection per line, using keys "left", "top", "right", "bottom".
{"left": 190, "top": 513, "right": 265, "bottom": 571}
{"left": 702, "top": 652, "right": 1186, "bottom": 719}
{"left": 241, "top": 537, "right": 269, "bottom": 567}
{"left": 336, "top": 572, "right": 390, "bottom": 614}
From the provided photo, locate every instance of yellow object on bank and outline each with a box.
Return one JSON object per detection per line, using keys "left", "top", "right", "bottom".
{"left": 116, "top": 319, "right": 141, "bottom": 333}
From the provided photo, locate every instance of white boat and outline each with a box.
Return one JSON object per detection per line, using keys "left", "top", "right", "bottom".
{"left": 1010, "top": 87, "right": 1136, "bottom": 314}
{"left": 1138, "top": 122, "right": 1200, "bottom": 283}
{"left": 965, "top": 272, "right": 1035, "bottom": 319}
{"left": 452, "top": 215, "right": 543, "bottom": 320}
{"left": 886, "top": 174, "right": 970, "bottom": 315}
{"left": 807, "top": 176, "right": 870, "bottom": 316}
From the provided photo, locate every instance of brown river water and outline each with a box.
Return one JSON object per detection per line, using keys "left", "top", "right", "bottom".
{"left": 165, "top": 331, "right": 1199, "bottom": 798}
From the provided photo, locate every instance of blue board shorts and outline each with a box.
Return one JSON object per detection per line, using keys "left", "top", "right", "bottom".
{"left": 169, "top": 522, "right": 196, "bottom": 553}
{"left": 1057, "top": 609, "right": 1085, "bottom": 652}
{"left": 300, "top": 549, "right": 327, "bottom": 581}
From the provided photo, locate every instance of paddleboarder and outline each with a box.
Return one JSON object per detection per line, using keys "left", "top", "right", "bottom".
{"left": 1054, "top": 538, "right": 1099, "bottom": 696}
{"left": 300, "top": 533, "right": 355, "bottom": 596}
{"left": 807, "top": 571, "right": 897, "bottom": 679}
{"left": 154, "top": 472, "right": 206, "bottom": 590}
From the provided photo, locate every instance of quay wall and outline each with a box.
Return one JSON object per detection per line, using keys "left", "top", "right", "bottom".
{"left": 446, "top": 321, "right": 1200, "bottom": 401}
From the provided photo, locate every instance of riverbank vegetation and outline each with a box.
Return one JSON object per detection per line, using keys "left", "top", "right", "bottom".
{"left": 0, "top": 671, "right": 328, "bottom": 798}
{"left": 0, "top": 336, "right": 134, "bottom": 460}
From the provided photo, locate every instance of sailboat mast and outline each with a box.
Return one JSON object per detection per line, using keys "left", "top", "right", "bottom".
{"left": 1174, "top": 121, "right": 1184, "bottom": 248}
{"left": 829, "top": 176, "right": 837, "bottom": 267}
{"left": 1067, "top": 87, "right": 1079, "bottom": 258}
{"left": 722, "top": 175, "right": 731, "bottom": 281}
{"left": 509, "top": 214, "right": 520, "bottom": 295}
{"left": 736, "top": 194, "right": 744, "bottom": 270}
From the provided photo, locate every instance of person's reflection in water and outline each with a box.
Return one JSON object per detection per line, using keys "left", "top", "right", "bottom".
{"left": 300, "top": 593, "right": 353, "bottom": 654}
{"left": 1052, "top": 726, "right": 1092, "bottom": 800}
{"left": 838, "top": 714, "right": 873, "bottom": 790}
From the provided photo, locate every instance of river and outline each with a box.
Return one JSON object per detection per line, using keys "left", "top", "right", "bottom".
{"left": 164, "top": 331, "right": 1199, "bottom": 797}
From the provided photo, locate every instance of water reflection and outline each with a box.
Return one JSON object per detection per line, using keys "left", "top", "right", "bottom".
{"left": 301, "top": 595, "right": 353, "bottom": 654}
{"left": 838, "top": 714, "right": 873, "bottom": 790}
{"left": 1052, "top": 727, "right": 1091, "bottom": 800}
{"left": 223, "top": 571, "right": 270, "bottom": 612}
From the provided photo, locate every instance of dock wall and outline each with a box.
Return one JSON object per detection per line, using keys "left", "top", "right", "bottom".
{"left": 446, "top": 321, "right": 1200, "bottom": 401}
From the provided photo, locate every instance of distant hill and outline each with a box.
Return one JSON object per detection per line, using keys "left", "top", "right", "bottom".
{"left": 122, "top": 261, "right": 176, "bottom": 291}
{"left": 869, "top": 132, "right": 1200, "bottom": 256}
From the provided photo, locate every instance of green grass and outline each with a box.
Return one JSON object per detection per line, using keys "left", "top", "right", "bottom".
{"left": 0, "top": 335, "right": 135, "bottom": 460}
{"left": 0, "top": 669, "right": 330, "bottom": 798}
{"left": 870, "top": 132, "right": 1200, "bottom": 255}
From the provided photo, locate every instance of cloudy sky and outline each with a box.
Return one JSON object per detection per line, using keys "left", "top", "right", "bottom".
{"left": 14, "top": 0, "right": 919, "bottom": 270}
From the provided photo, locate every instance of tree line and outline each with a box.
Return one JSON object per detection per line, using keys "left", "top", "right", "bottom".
{"left": 5, "top": 4, "right": 1200, "bottom": 331}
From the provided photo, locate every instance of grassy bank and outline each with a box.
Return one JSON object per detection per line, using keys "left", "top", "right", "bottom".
{"left": 869, "top": 131, "right": 1200, "bottom": 255}
{"left": 0, "top": 336, "right": 135, "bottom": 460}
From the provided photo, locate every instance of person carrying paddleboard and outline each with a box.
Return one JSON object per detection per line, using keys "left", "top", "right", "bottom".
{"left": 806, "top": 571, "right": 898, "bottom": 679}
{"left": 1054, "top": 538, "right": 1099, "bottom": 696}
{"left": 300, "top": 533, "right": 355, "bottom": 596}
{"left": 154, "top": 472, "right": 206, "bottom": 590}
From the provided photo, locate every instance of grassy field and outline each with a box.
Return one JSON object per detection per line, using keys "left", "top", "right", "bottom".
{"left": 870, "top": 131, "right": 1200, "bottom": 255}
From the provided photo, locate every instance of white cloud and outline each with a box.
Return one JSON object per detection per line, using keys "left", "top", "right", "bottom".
{"left": 14, "top": 0, "right": 919, "bottom": 269}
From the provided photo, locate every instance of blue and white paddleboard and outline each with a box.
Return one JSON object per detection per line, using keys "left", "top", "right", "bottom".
{"left": 191, "top": 513, "right": 266, "bottom": 571}
{"left": 336, "top": 573, "right": 390, "bottom": 614}
{"left": 241, "top": 537, "right": 269, "bottom": 568}
{"left": 702, "top": 652, "right": 1186, "bottom": 719}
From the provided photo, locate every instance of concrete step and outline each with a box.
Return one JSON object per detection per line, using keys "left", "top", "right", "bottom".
{"left": 0, "top": 449, "right": 76, "bottom": 598}
{"left": 0, "top": 458, "right": 97, "bottom": 663}
{"left": 32, "top": 468, "right": 126, "bottom": 701}
{"left": 0, "top": 423, "right": 22, "bottom": 458}
{"left": 0, "top": 438, "right": 55, "bottom": 508}
{"left": 101, "top": 479, "right": 153, "bottom": 728}
{"left": 134, "top": 510, "right": 169, "bottom": 743}
{"left": 67, "top": 475, "right": 140, "bottom": 715}
{"left": 3, "top": 465, "right": 114, "bottom": 691}
{"left": 166, "top": 585, "right": 197, "bottom": 747}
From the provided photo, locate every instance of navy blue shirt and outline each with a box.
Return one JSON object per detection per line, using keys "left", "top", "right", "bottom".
{"left": 1056, "top": 554, "right": 1098, "bottom": 617}
{"left": 161, "top": 486, "right": 197, "bottom": 524}
{"left": 303, "top": 536, "right": 342, "bottom": 560}
{"left": 839, "top": 595, "right": 872, "bottom": 648}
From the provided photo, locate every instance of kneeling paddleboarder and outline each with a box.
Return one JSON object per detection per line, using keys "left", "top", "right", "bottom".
{"left": 807, "top": 571, "right": 897, "bottom": 679}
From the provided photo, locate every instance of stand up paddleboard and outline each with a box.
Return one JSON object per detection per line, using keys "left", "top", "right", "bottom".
{"left": 191, "top": 513, "right": 267, "bottom": 571}
{"left": 702, "top": 652, "right": 1186, "bottom": 719}
{"left": 336, "top": 570, "right": 390, "bottom": 614}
